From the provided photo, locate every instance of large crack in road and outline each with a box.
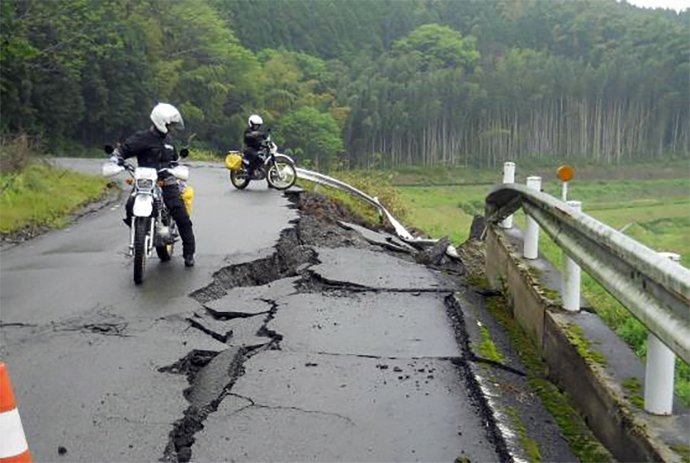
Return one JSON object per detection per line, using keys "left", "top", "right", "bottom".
{"left": 157, "top": 190, "right": 563, "bottom": 462}
{"left": 159, "top": 197, "right": 322, "bottom": 462}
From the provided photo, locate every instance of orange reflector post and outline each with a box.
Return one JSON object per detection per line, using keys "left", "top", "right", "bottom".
{"left": 557, "top": 165, "right": 575, "bottom": 182}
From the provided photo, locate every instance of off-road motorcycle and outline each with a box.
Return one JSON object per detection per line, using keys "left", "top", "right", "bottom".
{"left": 102, "top": 146, "right": 190, "bottom": 284}
{"left": 228, "top": 133, "right": 297, "bottom": 190}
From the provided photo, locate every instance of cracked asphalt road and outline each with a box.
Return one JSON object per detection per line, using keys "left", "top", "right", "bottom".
{"left": 0, "top": 159, "right": 575, "bottom": 462}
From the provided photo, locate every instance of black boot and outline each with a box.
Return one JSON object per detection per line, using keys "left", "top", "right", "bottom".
{"left": 184, "top": 255, "right": 195, "bottom": 267}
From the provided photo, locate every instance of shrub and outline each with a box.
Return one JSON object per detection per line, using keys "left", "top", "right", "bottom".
{"left": 0, "top": 133, "right": 39, "bottom": 174}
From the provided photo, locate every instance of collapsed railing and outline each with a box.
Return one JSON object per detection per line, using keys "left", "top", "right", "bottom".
{"left": 485, "top": 165, "right": 690, "bottom": 415}
{"left": 295, "top": 167, "right": 458, "bottom": 257}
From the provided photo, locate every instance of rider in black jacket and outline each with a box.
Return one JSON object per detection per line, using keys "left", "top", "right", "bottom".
{"left": 110, "top": 103, "right": 196, "bottom": 267}
{"left": 243, "top": 114, "right": 268, "bottom": 178}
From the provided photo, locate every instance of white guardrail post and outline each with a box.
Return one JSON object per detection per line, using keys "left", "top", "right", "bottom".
{"left": 500, "top": 162, "right": 516, "bottom": 229}
{"left": 523, "top": 176, "right": 542, "bottom": 259}
{"left": 644, "top": 252, "right": 680, "bottom": 415}
{"left": 562, "top": 200, "right": 582, "bottom": 312}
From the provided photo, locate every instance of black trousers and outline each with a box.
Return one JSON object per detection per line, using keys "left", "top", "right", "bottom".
{"left": 243, "top": 148, "right": 262, "bottom": 174}
{"left": 125, "top": 184, "right": 195, "bottom": 257}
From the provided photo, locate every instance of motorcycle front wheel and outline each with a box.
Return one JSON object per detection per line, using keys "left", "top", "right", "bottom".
{"left": 267, "top": 159, "right": 297, "bottom": 190}
{"left": 230, "top": 169, "right": 250, "bottom": 190}
{"left": 133, "top": 217, "right": 149, "bottom": 285}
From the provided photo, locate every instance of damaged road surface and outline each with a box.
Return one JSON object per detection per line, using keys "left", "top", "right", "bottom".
{"left": 188, "top": 244, "right": 498, "bottom": 462}
{"left": 163, "top": 194, "right": 516, "bottom": 463}
{"left": 1, "top": 160, "right": 574, "bottom": 462}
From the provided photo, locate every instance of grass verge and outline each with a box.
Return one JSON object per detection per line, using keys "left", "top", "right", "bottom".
{"left": 0, "top": 162, "right": 109, "bottom": 234}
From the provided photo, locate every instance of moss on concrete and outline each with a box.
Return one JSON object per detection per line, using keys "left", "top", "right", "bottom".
{"left": 506, "top": 406, "right": 542, "bottom": 462}
{"left": 485, "top": 295, "right": 614, "bottom": 462}
{"left": 622, "top": 377, "right": 645, "bottom": 409}
{"left": 670, "top": 444, "right": 690, "bottom": 463}
{"left": 467, "top": 272, "right": 491, "bottom": 290}
{"left": 523, "top": 263, "right": 562, "bottom": 304}
{"left": 563, "top": 323, "right": 608, "bottom": 366}
{"left": 478, "top": 325, "right": 505, "bottom": 364}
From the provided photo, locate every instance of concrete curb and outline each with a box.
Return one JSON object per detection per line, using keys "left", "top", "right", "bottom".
{"left": 485, "top": 226, "right": 690, "bottom": 462}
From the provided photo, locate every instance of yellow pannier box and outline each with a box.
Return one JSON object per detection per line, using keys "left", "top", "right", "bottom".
{"left": 225, "top": 151, "right": 243, "bottom": 171}
{"left": 181, "top": 184, "right": 194, "bottom": 216}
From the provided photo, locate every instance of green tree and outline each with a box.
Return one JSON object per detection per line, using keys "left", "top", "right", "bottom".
{"left": 275, "top": 107, "right": 343, "bottom": 170}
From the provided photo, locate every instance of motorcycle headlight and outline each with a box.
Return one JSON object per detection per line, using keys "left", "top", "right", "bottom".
{"left": 136, "top": 178, "right": 154, "bottom": 190}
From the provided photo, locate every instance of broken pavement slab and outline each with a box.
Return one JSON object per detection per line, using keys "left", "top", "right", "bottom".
{"left": 311, "top": 247, "right": 461, "bottom": 291}
{"left": 186, "top": 347, "right": 245, "bottom": 409}
{"left": 189, "top": 309, "right": 272, "bottom": 348}
{"left": 225, "top": 315, "right": 272, "bottom": 349}
{"left": 202, "top": 277, "right": 300, "bottom": 317}
{"left": 271, "top": 292, "right": 461, "bottom": 357}
{"left": 193, "top": 351, "right": 501, "bottom": 463}
{"left": 337, "top": 221, "right": 417, "bottom": 253}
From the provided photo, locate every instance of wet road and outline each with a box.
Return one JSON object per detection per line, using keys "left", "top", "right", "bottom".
{"left": 0, "top": 159, "right": 297, "bottom": 460}
{"left": 0, "top": 159, "right": 571, "bottom": 462}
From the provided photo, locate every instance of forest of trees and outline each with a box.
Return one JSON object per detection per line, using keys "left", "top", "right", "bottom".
{"left": 1, "top": 0, "right": 688, "bottom": 169}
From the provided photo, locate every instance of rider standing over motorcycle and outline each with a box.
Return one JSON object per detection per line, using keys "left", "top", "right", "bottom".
{"left": 243, "top": 114, "right": 268, "bottom": 179}
{"left": 110, "top": 103, "right": 196, "bottom": 267}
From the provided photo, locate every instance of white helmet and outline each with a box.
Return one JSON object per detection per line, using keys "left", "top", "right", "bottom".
{"left": 150, "top": 103, "right": 184, "bottom": 134}
{"left": 248, "top": 114, "right": 263, "bottom": 128}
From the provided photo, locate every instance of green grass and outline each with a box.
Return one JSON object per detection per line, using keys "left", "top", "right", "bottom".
{"left": 393, "top": 161, "right": 690, "bottom": 406}
{"left": 187, "top": 148, "right": 223, "bottom": 162}
{"left": 398, "top": 184, "right": 491, "bottom": 244}
{"left": 0, "top": 163, "right": 109, "bottom": 233}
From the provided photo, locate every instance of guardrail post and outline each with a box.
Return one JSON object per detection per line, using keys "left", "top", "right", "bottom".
{"left": 523, "top": 176, "right": 542, "bottom": 259}
{"left": 643, "top": 252, "right": 680, "bottom": 415}
{"left": 562, "top": 200, "right": 582, "bottom": 311}
{"left": 500, "top": 162, "right": 516, "bottom": 229}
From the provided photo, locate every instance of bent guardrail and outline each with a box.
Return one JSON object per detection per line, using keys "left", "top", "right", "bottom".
{"left": 296, "top": 167, "right": 458, "bottom": 258}
{"left": 484, "top": 183, "right": 690, "bottom": 367}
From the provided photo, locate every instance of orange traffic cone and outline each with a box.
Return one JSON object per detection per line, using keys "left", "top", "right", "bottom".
{"left": 0, "top": 362, "right": 31, "bottom": 463}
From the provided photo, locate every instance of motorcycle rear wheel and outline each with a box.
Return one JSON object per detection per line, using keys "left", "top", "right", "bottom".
{"left": 156, "top": 244, "right": 173, "bottom": 261}
{"left": 155, "top": 214, "right": 175, "bottom": 261}
{"left": 133, "top": 217, "right": 148, "bottom": 285}
{"left": 230, "top": 169, "right": 250, "bottom": 190}
{"left": 267, "top": 159, "right": 297, "bottom": 190}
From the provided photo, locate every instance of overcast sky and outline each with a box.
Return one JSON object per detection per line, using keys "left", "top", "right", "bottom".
{"left": 623, "top": 0, "right": 690, "bottom": 11}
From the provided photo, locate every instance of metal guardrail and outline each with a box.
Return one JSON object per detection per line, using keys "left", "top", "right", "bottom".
{"left": 295, "top": 167, "right": 458, "bottom": 257}
{"left": 485, "top": 183, "right": 690, "bottom": 365}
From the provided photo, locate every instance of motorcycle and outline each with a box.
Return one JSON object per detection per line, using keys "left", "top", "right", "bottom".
{"left": 227, "top": 133, "right": 297, "bottom": 190}
{"left": 102, "top": 146, "right": 190, "bottom": 284}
